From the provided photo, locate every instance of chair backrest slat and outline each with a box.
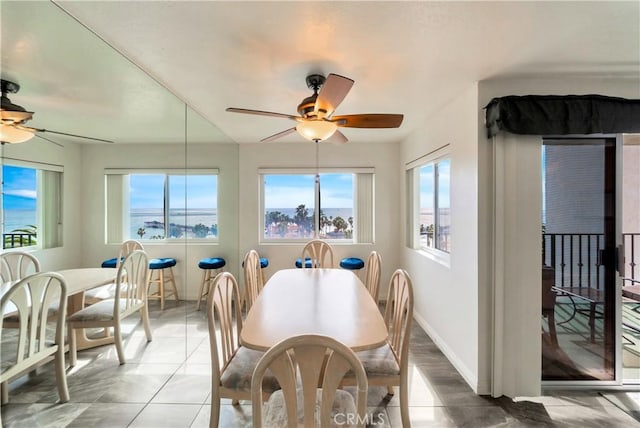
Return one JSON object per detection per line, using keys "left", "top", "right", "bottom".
{"left": 113, "top": 250, "right": 148, "bottom": 317}
{"left": 207, "top": 272, "right": 243, "bottom": 380}
{"left": 0, "top": 252, "right": 41, "bottom": 283}
{"left": 301, "top": 239, "right": 334, "bottom": 268}
{"left": 243, "top": 249, "right": 263, "bottom": 312}
{"left": 364, "top": 251, "right": 382, "bottom": 303}
{"left": 384, "top": 269, "right": 414, "bottom": 366}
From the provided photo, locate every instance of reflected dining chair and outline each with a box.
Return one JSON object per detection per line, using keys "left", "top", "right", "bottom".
{"left": 0, "top": 251, "right": 41, "bottom": 283}
{"left": 299, "top": 239, "right": 334, "bottom": 268}
{"left": 1, "top": 272, "right": 69, "bottom": 415}
{"left": 342, "top": 268, "right": 414, "bottom": 427}
{"left": 363, "top": 251, "right": 382, "bottom": 304}
{"left": 67, "top": 250, "right": 152, "bottom": 366}
{"left": 207, "top": 272, "right": 279, "bottom": 427}
{"left": 87, "top": 239, "right": 144, "bottom": 304}
{"left": 251, "top": 334, "right": 368, "bottom": 428}
{"left": 242, "top": 249, "right": 264, "bottom": 314}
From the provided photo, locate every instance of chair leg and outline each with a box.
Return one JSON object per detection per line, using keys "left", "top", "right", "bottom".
{"left": 68, "top": 324, "right": 77, "bottom": 367}
{"left": 54, "top": 346, "right": 70, "bottom": 402}
{"left": 114, "top": 322, "right": 125, "bottom": 364}
{"left": 210, "top": 389, "right": 221, "bottom": 428}
{"left": 1, "top": 381, "right": 8, "bottom": 404}
{"left": 387, "top": 385, "right": 394, "bottom": 395}
{"left": 400, "top": 380, "right": 411, "bottom": 427}
{"left": 141, "top": 303, "right": 153, "bottom": 342}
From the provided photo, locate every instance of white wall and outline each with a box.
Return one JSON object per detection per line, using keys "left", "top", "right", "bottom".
{"left": 238, "top": 141, "right": 401, "bottom": 296}
{"left": 400, "top": 83, "right": 484, "bottom": 392}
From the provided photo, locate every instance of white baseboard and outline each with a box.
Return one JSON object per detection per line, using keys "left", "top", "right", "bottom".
{"left": 412, "top": 311, "right": 489, "bottom": 394}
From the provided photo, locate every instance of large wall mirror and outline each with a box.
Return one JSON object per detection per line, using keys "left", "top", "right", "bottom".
{"left": 1, "top": 2, "right": 238, "bottom": 365}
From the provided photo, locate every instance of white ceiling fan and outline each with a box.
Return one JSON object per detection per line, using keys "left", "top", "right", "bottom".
{"left": 0, "top": 79, "right": 114, "bottom": 147}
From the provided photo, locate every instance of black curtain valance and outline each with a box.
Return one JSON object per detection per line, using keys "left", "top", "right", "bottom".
{"left": 485, "top": 94, "right": 640, "bottom": 138}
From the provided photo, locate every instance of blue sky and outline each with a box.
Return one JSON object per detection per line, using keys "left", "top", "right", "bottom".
{"left": 129, "top": 174, "right": 218, "bottom": 209}
{"left": 2, "top": 165, "right": 36, "bottom": 210}
{"left": 420, "top": 159, "right": 450, "bottom": 210}
{"left": 264, "top": 173, "right": 353, "bottom": 209}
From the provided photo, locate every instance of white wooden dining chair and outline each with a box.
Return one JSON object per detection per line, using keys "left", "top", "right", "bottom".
{"left": 0, "top": 272, "right": 69, "bottom": 415}
{"left": 243, "top": 249, "right": 264, "bottom": 314}
{"left": 301, "top": 239, "right": 334, "bottom": 268}
{"left": 364, "top": 251, "right": 382, "bottom": 304}
{"left": 67, "top": 249, "right": 152, "bottom": 366}
{"left": 0, "top": 251, "right": 41, "bottom": 283}
{"left": 251, "top": 333, "right": 368, "bottom": 428}
{"left": 342, "top": 268, "right": 414, "bottom": 427}
{"left": 207, "top": 271, "right": 278, "bottom": 427}
{"left": 85, "top": 239, "right": 144, "bottom": 304}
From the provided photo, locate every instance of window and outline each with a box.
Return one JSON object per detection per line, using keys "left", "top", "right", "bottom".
{"left": 105, "top": 169, "right": 218, "bottom": 242}
{"left": 2, "top": 162, "right": 63, "bottom": 249}
{"left": 408, "top": 153, "right": 450, "bottom": 254}
{"left": 260, "top": 169, "right": 374, "bottom": 243}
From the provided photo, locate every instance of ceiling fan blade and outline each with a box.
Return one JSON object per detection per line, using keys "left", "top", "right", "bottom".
{"left": 33, "top": 133, "right": 64, "bottom": 148}
{"left": 22, "top": 126, "right": 114, "bottom": 143}
{"left": 261, "top": 127, "right": 297, "bottom": 143}
{"left": 332, "top": 114, "right": 404, "bottom": 128}
{"left": 325, "top": 130, "right": 348, "bottom": 145}
{"left": 226, "top": 107, "right": 300, "bottom": 121}
{"left": 315, "top": 74, "right": 354, "bottom": 117}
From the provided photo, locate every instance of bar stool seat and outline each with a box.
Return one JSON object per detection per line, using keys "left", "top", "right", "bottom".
{"left": 196, "top": 257, "right": 226, "bottom": 310}
{"left": 295, "top": 257, "right": 313, "bottom": 268}
{"left": 147, "top": 257, "right": 179, "bottom": 310}
{"left": 101, "top": 257, "right": 120, "bottom": 268}
{"left": 340, "top": 257, "right": 365, "bottom": 271}
{"left": 242, "top": 257, "right": 269, "bottom": 269}
{"left": 340, "top": 257, "right": 365, "bottom": 279}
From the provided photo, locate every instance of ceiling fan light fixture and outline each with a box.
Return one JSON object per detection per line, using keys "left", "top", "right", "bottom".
{"left": 0, "top": 124, "right": 35, "bottom": 144}
{"left": 296, "top": 120, "right": 337, "bottom": 142}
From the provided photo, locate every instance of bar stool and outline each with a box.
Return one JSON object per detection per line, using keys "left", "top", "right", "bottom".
{"left": 196, "top": 257, "right": 226, "bottom": 310}
{"left": 340, "top": 257, "right": 365, "bottom": 278}
{"left": 147, "top": 257, "right": 179, "bottom": 311}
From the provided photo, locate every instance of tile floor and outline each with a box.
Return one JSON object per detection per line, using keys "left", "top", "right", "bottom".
{"left": 2, "top": 300, "right": 640, "bottom": 427}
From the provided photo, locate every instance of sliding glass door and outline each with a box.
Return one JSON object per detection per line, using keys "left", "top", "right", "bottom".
{"left": 541, "top": 137, "right": 618, "bottom": 381}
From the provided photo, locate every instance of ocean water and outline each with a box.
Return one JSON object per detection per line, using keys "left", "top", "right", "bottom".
{"left": 3, "top": 209, "right": 36, "bottom": 232}
{"left": 130, "top": 208, "right": 218, "bottom": 239}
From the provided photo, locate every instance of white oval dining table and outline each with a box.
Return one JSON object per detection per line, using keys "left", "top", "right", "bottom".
{"left": 241, "top": 268, "right": 388, "bottom": 352}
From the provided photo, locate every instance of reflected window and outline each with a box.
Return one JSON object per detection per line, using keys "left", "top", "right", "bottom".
{"left": 105, "top": 169, "right": 218, "bottom": 242}
{"left": 2, "top": 163, "right": 63, "bottom": 249}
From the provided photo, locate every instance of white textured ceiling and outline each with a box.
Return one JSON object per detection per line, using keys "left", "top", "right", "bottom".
{"left": 1, "top": 1, "right": 638, "bottom": 145}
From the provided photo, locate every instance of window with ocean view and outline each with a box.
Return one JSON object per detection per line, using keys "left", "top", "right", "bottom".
{"left": 419, "top": 158, "right": 450, "bottom": 253}
{"left": 262, "top": 172, "right": 355, "bottom": 241}
{"left": 407, "top": 149, "right": 450, "bottom": 255}
{"left": 2, "top": 165, "right": 37, "bottom": 249}
{"left": 126, "top": 173, "right": 218, "bottom": 241}
{"left": 2, "top": 162, "right": 63, "bottom": 250}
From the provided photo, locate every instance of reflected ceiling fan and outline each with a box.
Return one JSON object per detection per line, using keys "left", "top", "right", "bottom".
{"left": 226, "top": 73, "right": 403, "bottom": 144}
{"left": 0, "top": 79, "right": 114, "bottom": 147}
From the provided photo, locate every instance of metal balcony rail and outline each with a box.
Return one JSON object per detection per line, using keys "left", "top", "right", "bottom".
{"left": 2, "top": 232, "right": 37, "bottom": 249}
{"left": 542, "top": 233, "right": 639, "bottom": 292}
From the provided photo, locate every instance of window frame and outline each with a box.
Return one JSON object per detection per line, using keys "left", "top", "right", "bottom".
{"left": 406, "top": 146, "right": 451, "bottom": 261}
{"left": 1, "top": 158, "right": 63, "bottom": 250}
{"left": 258, "top": 167, "right": 374, "bottom": 245}
{"left": 105, "top": 168, "right": 219, "bottom": 244}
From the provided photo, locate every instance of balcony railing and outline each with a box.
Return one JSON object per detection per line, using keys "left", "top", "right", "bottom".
{"left": 2, "top": 233, "right": 37, "bottom": 249}
{"left": 542, "top": 233, "right": 640, "bottom": 291}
